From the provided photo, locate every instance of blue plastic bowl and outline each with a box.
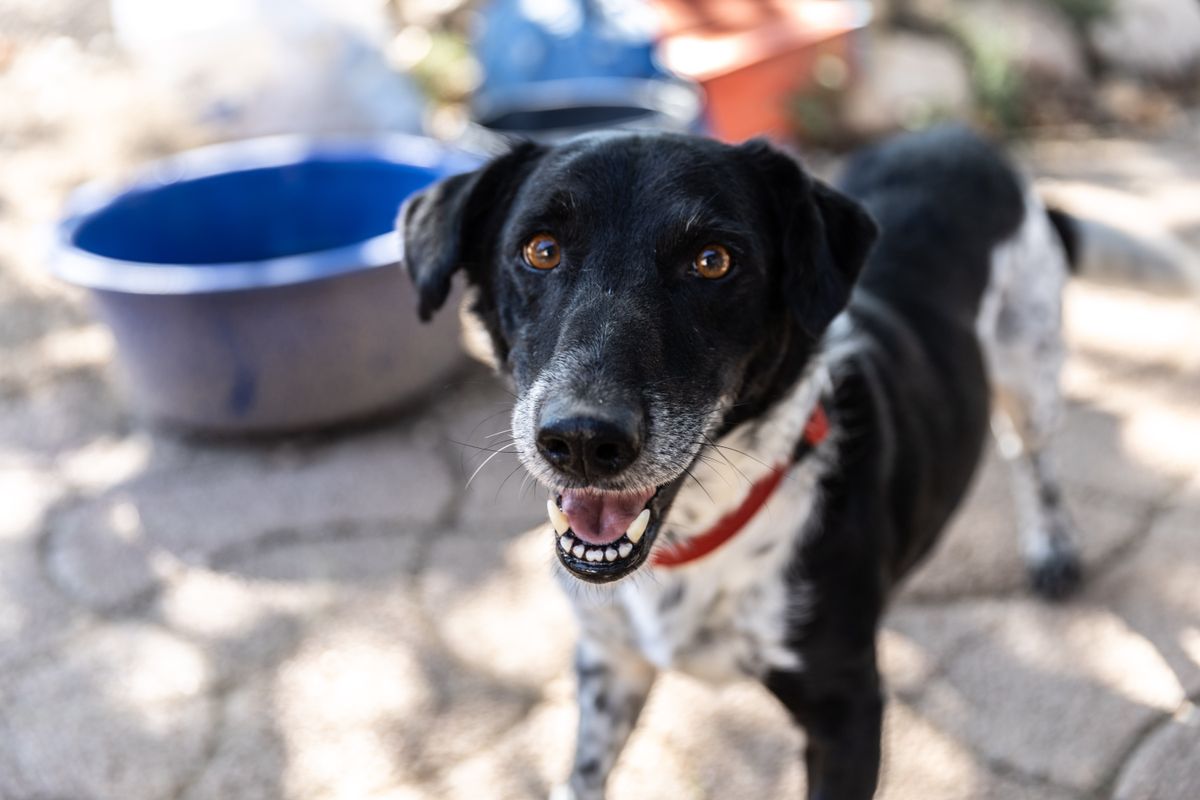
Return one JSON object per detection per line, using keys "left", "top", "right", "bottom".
{"left": 52, "top": 135, "right": 480, "bottom": 433}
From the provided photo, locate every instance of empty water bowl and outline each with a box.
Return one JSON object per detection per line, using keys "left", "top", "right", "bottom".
{"left": 463, "top": 77, "right": 706, "bottom": 151}
{"left": 51, "top": 134, "right": 480, "bottom": 433}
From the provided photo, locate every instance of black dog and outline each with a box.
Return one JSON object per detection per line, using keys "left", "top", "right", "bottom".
{"left": 400, "top": 126, "right": 1081, "bottom": 799}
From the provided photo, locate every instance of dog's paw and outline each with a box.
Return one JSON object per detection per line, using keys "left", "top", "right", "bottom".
{"left": 1027, "top": 546, "right": 1082, "bottom": 600}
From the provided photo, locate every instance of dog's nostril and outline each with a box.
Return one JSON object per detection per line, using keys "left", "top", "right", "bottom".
{"left": 538, "top": 434, "right": 573, "bottom": 464}
{"left": 587, "top": 436, "right": 638, "bottom": 476}
{"left": 593, "top": 441, "right": 621, "bottom": 464}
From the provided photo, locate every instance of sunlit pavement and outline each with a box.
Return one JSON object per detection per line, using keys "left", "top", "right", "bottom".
{"left": 3, "top": 50, "right": 1200, "bottom": 797}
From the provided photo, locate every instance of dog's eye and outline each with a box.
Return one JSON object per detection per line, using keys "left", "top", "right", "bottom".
{"left": 523, "top": 233, "right": 561, "bottom": 270}
{"left": 693, "top": 244, "right": 732, "bottom": 279}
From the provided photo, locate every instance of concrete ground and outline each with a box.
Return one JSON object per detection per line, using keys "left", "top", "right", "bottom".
{"left": 3, "top": 34, "right": 1200, "bottom": 800}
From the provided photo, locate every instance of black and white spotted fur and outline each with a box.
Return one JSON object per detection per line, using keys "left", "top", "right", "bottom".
{"left": 400, "top": 126, "right": 1081, "bottom": 799}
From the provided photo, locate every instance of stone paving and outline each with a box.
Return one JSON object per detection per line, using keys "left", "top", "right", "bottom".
{"left": 4, "top": 38, "right": 1200, "bottom": 800}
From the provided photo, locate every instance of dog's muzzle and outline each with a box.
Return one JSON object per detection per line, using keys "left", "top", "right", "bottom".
{"left": 547, "top": 487, "right": 666, "bottom": 583}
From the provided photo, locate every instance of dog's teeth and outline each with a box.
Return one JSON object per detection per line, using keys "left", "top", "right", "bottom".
{"left": 605, "top": 547, "right": 618, "bottom": 562}
{"left": 572, "top": 544, "right": 585, "bottom": 558}
{"left": 618, "top": 542, "right": 633, "bottom": 559}
{"left": 626, "top": 508, "right": 650, "bottom": 544}
{"left": 560, "top": 534, "right": 574, "bottom": 552}
{"left": 586, "top": 548, "right": 603, "bottom": 562}
{"left": 547, "top": 499, "right": 570, "bottom": 535}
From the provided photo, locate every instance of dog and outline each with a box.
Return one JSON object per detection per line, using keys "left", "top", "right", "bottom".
{"left": 399, "top": 125, "right": 1082, "bottom": 799}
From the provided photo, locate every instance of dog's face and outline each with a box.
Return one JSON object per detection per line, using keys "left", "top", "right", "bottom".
{"left": 400, "top": 133, "right": 876, "bottom": 583}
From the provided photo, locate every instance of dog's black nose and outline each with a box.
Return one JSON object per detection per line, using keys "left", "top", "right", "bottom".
{"left": 536, "top": 402, "right": 643, "bottom": 480}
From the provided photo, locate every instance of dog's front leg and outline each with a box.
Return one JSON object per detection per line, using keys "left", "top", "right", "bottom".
{"left": 553, "top": 637, "right": 657, "bottom": 800}
{"left": 766, "top": 653, "right": 884, "bottom": 800}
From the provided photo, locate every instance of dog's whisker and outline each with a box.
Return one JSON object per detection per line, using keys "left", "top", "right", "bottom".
{"left": 680, "top": 464, "right": 714, "bottom": 505}
{"left": 704, "top": 442, "right": 773, "bottom": 471}
{"left": 519, "top": 470, "right": 539, "bottom": 499}
{"left": 465, "top": 446, "right": 518, "bottom": 490}
{"left": 494, "top": 462, "right": 526, "bottom": 501}
{"left": 450, "top": 439, "right": 519, "bottom": 456}
{"left": 463, "top": 405, "right": 515, "bottom": 443}
{"left": 693, "top": 453, "right": 736, "bottom": 490}
{"left": 701, "top": 433, "right": 755, "bottom": 486}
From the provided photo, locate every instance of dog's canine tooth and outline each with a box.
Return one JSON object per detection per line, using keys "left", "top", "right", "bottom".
{"left": 572, "top": 544, "right": 585, "bottom": 558}
{"left": 586, "top": 548, "right": 603, "bottom": 562}
{"left": 547, "top": 499, "right": 570, "bottom": 535}
{"left": 626, "top": 508, "right": 651, "bottom": 544}
{"left": 560, "top": 534, "right": 574, "bottom": 551}
{"left": 605, "top": 547, "right": 618, "bottom": 561}
{"left": 618, "top": 542, "right": 633, "bottom": 559}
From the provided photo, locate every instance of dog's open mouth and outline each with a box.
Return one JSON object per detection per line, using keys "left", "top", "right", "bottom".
{"left": 547, "top": 486, "right": 663, "bottom": 583}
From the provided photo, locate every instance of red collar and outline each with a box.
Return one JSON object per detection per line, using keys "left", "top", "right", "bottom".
{"left": 651, "top": 403, "right": 829, "bottom": 569}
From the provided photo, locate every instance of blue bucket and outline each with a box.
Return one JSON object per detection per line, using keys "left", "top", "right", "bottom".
{"left": 52, "top": 135, "right": 481, "bottom": 433}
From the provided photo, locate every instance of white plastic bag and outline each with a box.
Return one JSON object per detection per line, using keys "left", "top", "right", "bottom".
{"left": 109, "top": 0, "right": 425, "bottom": 137}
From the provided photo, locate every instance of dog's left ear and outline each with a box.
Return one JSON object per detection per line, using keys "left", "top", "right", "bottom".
{"left": 738, "top": 140, "right": 878, "bottom": 338}
{"left": 399, "top": 142, "right": 544, "bottom": 321}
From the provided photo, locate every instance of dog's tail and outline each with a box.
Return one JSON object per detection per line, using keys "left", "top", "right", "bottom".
{"left": 1041, "top": 185, "right": 1200, "bottom": 294}
{"left": 1046, "top": 207, "right": 1081, "bottom": 274}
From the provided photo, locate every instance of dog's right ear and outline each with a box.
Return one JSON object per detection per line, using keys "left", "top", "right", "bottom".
{"left": 399, "top": 142, "right": 544, "bottom": 321}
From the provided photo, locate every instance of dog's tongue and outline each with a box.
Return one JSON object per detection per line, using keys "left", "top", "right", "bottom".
{"left": 560, "top": 488, "right": 654, "bottom": 546}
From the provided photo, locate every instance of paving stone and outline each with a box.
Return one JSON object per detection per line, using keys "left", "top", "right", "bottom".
{"left": 176, "top": 676, "right": 290, "bottom": 800}
{"left": 0, "top": 547, "right": 85, "bottom": 671}
{"left": 216, "top": 520, "right": 426, "bottom": 583}
{"left": 904, "top": 599, "right": 1185, "bottom": 791}
{"left": 56, "top": 431, "right": 154, "bottom": 494}
{"left": 0, "top": 623, "right": 215, "bottom": 800}
{"left": 0, "top": 467, "right": 83, "bottom": 667}
{"left": 269, "top": 599, "right": 438, "bottom": 797}
{"left": 883, "top": 600, "right": 1008, "bottom": 727}
{"left": 435, "top": 637, "right": 1078, "bottom": 799}
{"left": 878, "top": 625, "right": 942, "bottom": 699}
{"left": 414, "top": 648, "right": 543, "bottom": 784}
{"left": 1054, "top": 401, "right": 1183, "bottom": 504}
{"left": 433, "top": 686, "right": 575, "bottom": 800}
{"left": 152, "top": 568, "right": 317, "bottom": 687}
{"left": 901, "top": 446, "right": 1151, "bottom": 601}
{"left": 456, "top": 674, "right": 804, "bottom": 800}
{"left": 625, "top": 677, "right": 804, "bottom": 799}
{"left": 180, "top": 639, "right": 459, "bottom": 800}
{"left": 420, "top": 523, "right": 575, "bottom": 688}
{"left": 46, "top": 493, "right": 184, "bottom": 610}
{"left": 165, "top": 572, "right": 544, "bottom": 798}
{"left": 62, "top": 425, "right": 454, "bottom": 566}
{"left": 1113, "top": 703, "right": 1200, "bottom": 800}
{"left": 880, "top": 701, "right": 1078, "bottom": 800}
{"left": 0, "top": 466, "right": 63, "bottom": 540}
{"left": 0, "top": 368, "right": 126, "bottom": 459}
{"left": 1059, "top": 284, "right": 1200, "bottom": 491}
{"left": 1091, "top": 475, "right": 1200, "bottom": 697}
{"left": 1063, "top": 276, "right": 1200, "bottom": 373}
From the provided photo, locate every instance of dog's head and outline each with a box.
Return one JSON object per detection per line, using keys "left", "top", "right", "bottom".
{"left": 400, "top": 132, "right": 876, "bottom": 583}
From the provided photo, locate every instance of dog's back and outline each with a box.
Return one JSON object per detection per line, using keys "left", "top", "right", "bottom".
{"left": 841, "top": 125, "right": 1028, "bottom": 322}
{"left": 816, "top": 126, "right": 1079, "bottom": 594}
{"left": 823, "top": 127, "right": 1032, "bottom": 580}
